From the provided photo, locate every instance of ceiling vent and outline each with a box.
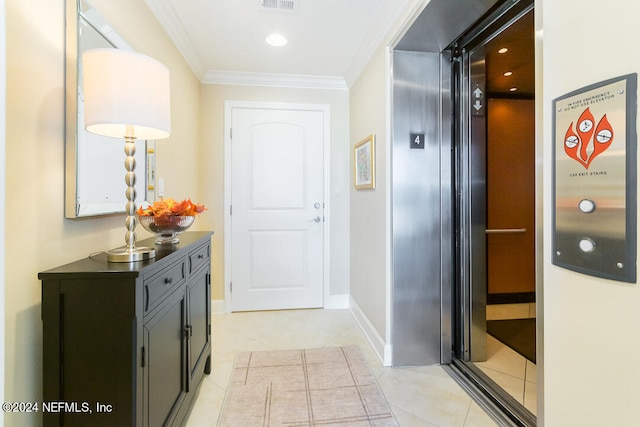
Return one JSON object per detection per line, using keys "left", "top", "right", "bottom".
{"left": 260, "top": 0, "right": 299, "bottom": 14}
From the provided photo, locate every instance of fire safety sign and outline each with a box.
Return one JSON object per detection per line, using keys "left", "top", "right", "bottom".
{"left": 552, "top": 74, "right": 637, "bottom": 283}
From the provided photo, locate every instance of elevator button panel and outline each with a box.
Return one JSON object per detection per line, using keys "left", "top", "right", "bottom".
{"left": 552, "top": 74, "right": 637, "bottom": 283}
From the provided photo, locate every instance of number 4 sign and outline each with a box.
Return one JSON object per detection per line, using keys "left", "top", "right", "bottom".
{"left": 410, "top": 133, "right": 425, "bottom": 149}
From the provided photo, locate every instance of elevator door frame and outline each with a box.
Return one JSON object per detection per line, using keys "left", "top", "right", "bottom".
{"left": 447, "top": 3, "right": 538, "bottom": 425}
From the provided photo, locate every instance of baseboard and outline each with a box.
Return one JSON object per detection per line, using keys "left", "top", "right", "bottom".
{"left": 211, "top": 299, "right": 225, "bottom": 314}
{"left": 211, "top": 294, "right": 349, "bottom": 314}
{"left": 487, "top": 292, "right": 535, "bottom": 305}
{"left": 349, "top": 297, "right": 392, "bottom": 366}
{"left": 324, "top": 294, "right": 349, "bottom": 309}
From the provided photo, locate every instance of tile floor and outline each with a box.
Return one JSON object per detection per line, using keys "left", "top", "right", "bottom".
{"left": 186, "top": 308, "right": 500, "bottom": 426}
{"left": 478, "top": 303, "right": 537, "bottom": 415}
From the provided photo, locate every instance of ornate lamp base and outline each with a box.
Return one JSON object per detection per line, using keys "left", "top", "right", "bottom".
{"left": 106, "top": 135, "right": 156, "bottom": 263}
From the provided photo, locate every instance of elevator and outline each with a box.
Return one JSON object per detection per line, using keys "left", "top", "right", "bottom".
{"left": 390, "top": 0, "right": 538, "bottom": 424}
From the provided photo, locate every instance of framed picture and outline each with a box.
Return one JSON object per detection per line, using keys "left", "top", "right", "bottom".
{"left": 354, "top": 134, "right": 375, "bottom": 190}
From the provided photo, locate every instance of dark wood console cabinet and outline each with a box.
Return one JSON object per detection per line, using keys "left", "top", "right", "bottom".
{"left": 39, "top": 231, "right": 213, "bottom": 427}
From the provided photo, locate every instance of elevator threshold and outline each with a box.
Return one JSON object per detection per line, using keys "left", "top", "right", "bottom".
{"left": 443, "top": 360, "right": 536, "bottom": 427}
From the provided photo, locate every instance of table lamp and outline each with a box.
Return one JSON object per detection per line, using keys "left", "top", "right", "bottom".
{"left": 82, "top": 48, "right": 171, "bottom": 262}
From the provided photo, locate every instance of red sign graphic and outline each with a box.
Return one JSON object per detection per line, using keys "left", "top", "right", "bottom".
{"left": 564, "top": 107, "right": 614, "bottom": 169}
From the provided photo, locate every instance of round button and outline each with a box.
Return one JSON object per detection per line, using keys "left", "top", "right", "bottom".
{"left": 578, "top": 199, "right": 596, "bottom": 213}
{"left": 579, "top": 238, "right": 596, "bottom": 253}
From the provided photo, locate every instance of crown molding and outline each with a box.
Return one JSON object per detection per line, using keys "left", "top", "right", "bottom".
{"left": 144, "top": 0, "right": 207, "bottom": 79}
{"left": 145, "top": 0, "right": 424, "bottom": 89}
{"left": 202, "top": 70, "right": 348, "bottom": 90}
{"left": 344, "top": 0, "right": 426, "bottom": 87}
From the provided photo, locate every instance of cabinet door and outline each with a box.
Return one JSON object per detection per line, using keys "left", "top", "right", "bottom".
{"left": 143, "top": 287, "right": 187, "bottom": 427}
{"left": 42, "top": 278, "right": 138, "bottom": 427}
{"left": 187, "top": 267, "right": 211, "bottom": 389}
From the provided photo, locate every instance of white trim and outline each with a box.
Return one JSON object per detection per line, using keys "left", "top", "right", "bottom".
{"left": 387, "top": 0, "right": 430, "bottom": 51}
{"left": 384, "top": 46, "right": 394, "bottom": 367}
{"left": 144, "top": 0, "right": 207, "bottom": 79}
{"left": 204, "top": 70, "right": 348, "bottom": 91}
{"left": 211, "top": 299, "right": 225, "bottom": 315}
{"left": 324, "top": 294, "right": 349, "bottom": 309}
{"left": 223, "top": 102, "right": 233, "bottom": 314}
{"left": 144, "top": 0, "right": 422, "bottom": 88}
{"left": 321, "top": 106, "right": 333, "bottom": 313}
{"left": 349, "top": 297, "right": 392, "bottom": 366}
{"left": 344, "top": 0, "right": 416, "bottom": 86}
{"left": 223, "top": 101, "right": 332, "bottom": 313}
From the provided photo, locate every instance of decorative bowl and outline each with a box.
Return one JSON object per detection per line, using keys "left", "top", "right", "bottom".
{"left": 138, "top": 215, "right": 195, "bottom": 245}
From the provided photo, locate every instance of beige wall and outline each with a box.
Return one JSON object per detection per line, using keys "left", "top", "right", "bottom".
{"left": 347, "top": 1, "right": 427, "bottom": 360}
{"left": 199, "top": 84, "right": 350, "bottom": 301}
{"left": 349, "top": 47, "right": 389, "bottom": 342}
{"left": 541, "top": 0, "right": 640, "bottom": 425}
{"left": 1, "top": 0, "right": 5, "bottom": 415}
{"left": 4, "top": 0, "right": 201, "bottom": 425}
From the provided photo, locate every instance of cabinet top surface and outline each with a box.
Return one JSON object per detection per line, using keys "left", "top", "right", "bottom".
{"left": 38, "top": 231, "right": 213, "bottom": 278}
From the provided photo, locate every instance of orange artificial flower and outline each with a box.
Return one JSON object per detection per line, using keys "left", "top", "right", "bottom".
{"left": 137, "top": 198, "right": 207, "bottom": 217}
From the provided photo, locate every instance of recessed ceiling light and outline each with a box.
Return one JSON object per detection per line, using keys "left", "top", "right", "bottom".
{"left": 498, "top": 47, "right": 509, "bottom": 54}
{"left": 509, "top": 87, "right": 518, "bottom": 92}
{"left": 503, "top": 71, "right": 513, "bottom": 77}
{"left": 266, "top": 33, "right": 287, "bottom": 47}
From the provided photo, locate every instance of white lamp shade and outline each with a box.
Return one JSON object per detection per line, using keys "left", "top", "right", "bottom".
{"left": 82, "top": 48, "right": 171, "bottom": 140}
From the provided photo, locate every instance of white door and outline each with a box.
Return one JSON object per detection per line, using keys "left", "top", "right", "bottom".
{"left": 230, "top": 107, "right": 325, "bottom": 311}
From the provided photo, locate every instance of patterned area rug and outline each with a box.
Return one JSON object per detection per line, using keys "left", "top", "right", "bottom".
{"left": 218, "top": 346, "right": 397, "bottom": 426}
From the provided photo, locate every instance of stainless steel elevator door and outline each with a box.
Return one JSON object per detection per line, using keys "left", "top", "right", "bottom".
{"left": 454, "top": 6, "right": 536, "bottom": 364}
{"left": 457, "top": 45, "right": 488, "bottom": 362}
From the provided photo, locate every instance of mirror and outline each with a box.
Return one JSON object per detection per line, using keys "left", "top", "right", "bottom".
{"left": 65, "top": 0, "right": 156, "bottom": 218}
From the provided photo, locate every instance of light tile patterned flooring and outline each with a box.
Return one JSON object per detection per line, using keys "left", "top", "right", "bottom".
{"left": 479, "top": 303, "right": 537, "bottom": 416}
{"left": 186, "top": 308, "right": 500, "bottom": 426}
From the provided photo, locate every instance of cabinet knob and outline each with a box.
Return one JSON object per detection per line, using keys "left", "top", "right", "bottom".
{"left": 198, "top": 254, "right": 204, "bottom": 259}
{"left": 164, "top": 277, "right": 173, "bottom": 285}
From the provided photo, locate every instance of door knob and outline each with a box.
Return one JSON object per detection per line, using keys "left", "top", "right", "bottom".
{"left": 308, "top": 216, "right": 321, "bottom": 223}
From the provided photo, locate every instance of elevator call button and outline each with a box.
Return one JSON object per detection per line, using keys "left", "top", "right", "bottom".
{"left": 579, "top": 238, "right": 596, "bottom": 253}
{"left": 578, "top": 199, "right": 596, "bottom": 213}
